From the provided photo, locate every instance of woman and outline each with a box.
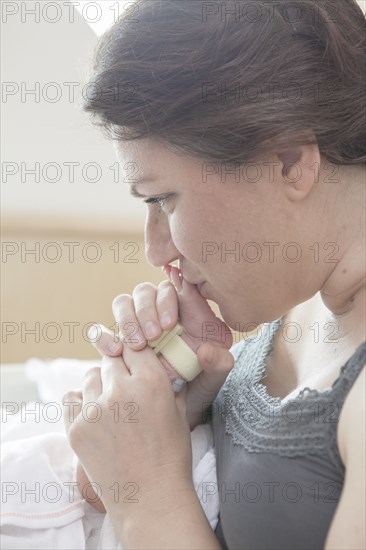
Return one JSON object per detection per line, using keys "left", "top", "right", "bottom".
{"left": 63, "top": 1, "right": 366, "bottom": 548}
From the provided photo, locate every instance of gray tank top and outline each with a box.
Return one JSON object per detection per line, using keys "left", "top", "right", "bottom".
{"left": 211, "top": 317, "right": 366, "bottom": 550}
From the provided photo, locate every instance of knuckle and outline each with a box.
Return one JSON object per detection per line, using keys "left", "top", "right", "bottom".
{"left": 132, "top": 282, "right": 157, "bottom": 295}
{"left": 157, "top": 280, "right": 175, "bottom": 296}
{"left": 134, "top": 302, "right": 154, "bottom": 315}
{"left": 159, "top": 279, "right": 174, "bottom": 289}
{"left": 102, "top": 331, "right": 118, "bottom": 346}
{"left": 157, "top": 294, "right": 176, "bottom": 310}
{"left": 227, "top": 352, "right": 235, "bottom": 370}
{"left": 84, "top": 366, "right": 100, "bottom": 379}
{"left": 62, "top": 390, "right": 77, "bottom": 403}
{"left": 119, "top": 317, "right": 139, "bottom": 334}
{"left": 146, "top": 366, "right": 169, "bottom": 387}
{"left": 112, "top": 293, "right": 131, "bottom": 310}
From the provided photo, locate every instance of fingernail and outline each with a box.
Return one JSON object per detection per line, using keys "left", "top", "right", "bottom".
{"left": 87, "top": 324, "right": 101, "bottom": 343}
{"left": 160, "top": 311, "right": 172, "bottom": 328}
{"left": 145, "top": 321, "right": 159, "bottom": 339}
{"left": 136, "top": 331, "right": 146, "bottom": 344}
{"left": 205, "top": 345, "right": 214, "bottom": 363}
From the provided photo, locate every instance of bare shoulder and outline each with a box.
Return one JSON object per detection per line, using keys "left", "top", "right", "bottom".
{"left": 324, "top": 364, "right": 365, "bottom": 550}
{"left": 337, "top": 363, "right": 365, "bottom": 466}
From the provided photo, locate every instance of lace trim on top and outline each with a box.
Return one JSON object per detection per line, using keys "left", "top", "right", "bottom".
{"left": 220, "top": 317, "right": 366, "bottom": 463}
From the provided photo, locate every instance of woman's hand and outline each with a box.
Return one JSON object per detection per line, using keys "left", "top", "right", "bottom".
{"left": 75, "top": 455, "right": 106, "bottom": 513}
{"left": 90, "top": 266, "right": 235, "bottom": 428}
{"left": 62, "top": 346, "right": 194, "bottom": 521}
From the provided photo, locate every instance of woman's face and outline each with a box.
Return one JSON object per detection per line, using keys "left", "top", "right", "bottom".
{"left": 114, "top": 138, "right": 323, "bottom": 330}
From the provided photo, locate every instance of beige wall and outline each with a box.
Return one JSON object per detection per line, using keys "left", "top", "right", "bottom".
{"left": 0, "top": 7, "right": 175, "bottom": 365}
{"left": 1, "top": 221, "right": 158, "bottom": 362}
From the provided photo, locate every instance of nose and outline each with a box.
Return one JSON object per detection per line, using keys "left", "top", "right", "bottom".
{"left": 144, "top": 210, "right": 181, "bottom": 267}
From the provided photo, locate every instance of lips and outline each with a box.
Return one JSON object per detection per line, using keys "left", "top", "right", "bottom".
{"left": 185, "top": 277, "right": 206, "bottom": 288}
{"left": 165, "top": 264, "right": 204, "bottom": 286}
{"left": 179, "top": 269, "right": 204, "bottom": 286}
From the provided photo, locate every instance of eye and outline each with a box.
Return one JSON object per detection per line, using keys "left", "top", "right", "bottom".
{"left": 143, "top": 195, "right": 171, "bottom": 211}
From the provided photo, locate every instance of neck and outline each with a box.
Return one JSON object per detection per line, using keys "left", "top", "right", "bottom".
{"left": 317, "top": 162, "right": 365, "bottom": 341}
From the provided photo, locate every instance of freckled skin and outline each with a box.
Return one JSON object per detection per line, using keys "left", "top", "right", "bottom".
{"left": 79, "top": 140, "right": 365, "bottom": 516}
{"left": 114, "top": 138, "right": 365, "bottom": 331}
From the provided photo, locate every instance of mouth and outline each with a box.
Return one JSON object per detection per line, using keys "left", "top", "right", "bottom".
{"left": 185, "top": 277, "right": 206, "bottom": 289}
{"left": 175, "top": 261, "right": 204, "bottom": 286}
{"left": 164, "top": 264, "right": 210, "bottom": 299}
{"left": 166, "top": 264, "right": 204, "bottom": 287}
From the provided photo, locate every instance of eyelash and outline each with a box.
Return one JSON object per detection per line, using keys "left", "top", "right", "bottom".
{"left": 143, "top": 195, "right": 170, "bottom": 210}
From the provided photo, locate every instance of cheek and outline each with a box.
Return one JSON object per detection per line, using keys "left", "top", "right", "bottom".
{"left": 173, "top": 205, "right": 229, "bottom": 270}
{"left": 170, "top": 210, "right": 204, "bottom": 261}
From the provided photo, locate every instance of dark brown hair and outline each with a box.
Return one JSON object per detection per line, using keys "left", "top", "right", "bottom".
{"left": 82, "top": 0, "right": 366, "bottom": 165}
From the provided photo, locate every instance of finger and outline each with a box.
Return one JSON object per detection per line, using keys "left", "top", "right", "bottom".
{"left": 132, "top": 282, "right": 163, "bottom": 341}
{"left": 62, "top": 389, "right": 83, "bottom": 433}
{"left": 168, "top": 266, "right": 233, "bottom": 349}
{"left": 175, "top": 383, "right": 188, "bottom": 417}
{"left": 88, "top": 324, "right": 123, "bottom": 357}
{"left": 100, "top": 354, "right": 131, "bottom": 393}
{"left": 112, "top": 293, "right": 146, "bottom": 350}
{"left": 82, "top": 366, "right": 103, "bottom": 403}
{"left": 105, "top": 344, "right": 171, "bottom": 389}
{"left": 195, "top": 343, "right": 235, "bottom": 392}
{"left": 185, "top": 346, "right": 235, "bottom": 425}
{"left": 156, "top": 279, "right": 179, "bottom": 330}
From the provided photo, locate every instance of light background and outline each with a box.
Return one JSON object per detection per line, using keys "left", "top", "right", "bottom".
{"left": 1, "top": 0, "right": 365, "bottom": 362}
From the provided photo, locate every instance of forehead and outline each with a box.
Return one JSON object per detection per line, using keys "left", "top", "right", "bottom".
{"left": 114, "top": 139, "right": 148, "bottom": 167}
{"left": 113, "top": 138, "right": 205, "bottom": 185}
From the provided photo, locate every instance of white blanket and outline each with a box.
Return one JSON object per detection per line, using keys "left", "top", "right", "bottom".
{"left": 1, "top": 358, "right": 219, "bottom": 549}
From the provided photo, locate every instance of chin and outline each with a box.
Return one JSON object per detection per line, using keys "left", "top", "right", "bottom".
{"left": 218, "top": 302, "right": 263, "bottom": 334}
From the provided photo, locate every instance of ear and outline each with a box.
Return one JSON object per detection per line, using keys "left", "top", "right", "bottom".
{"left": 276, "top": 141, "right": 321, "bottom": 201}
